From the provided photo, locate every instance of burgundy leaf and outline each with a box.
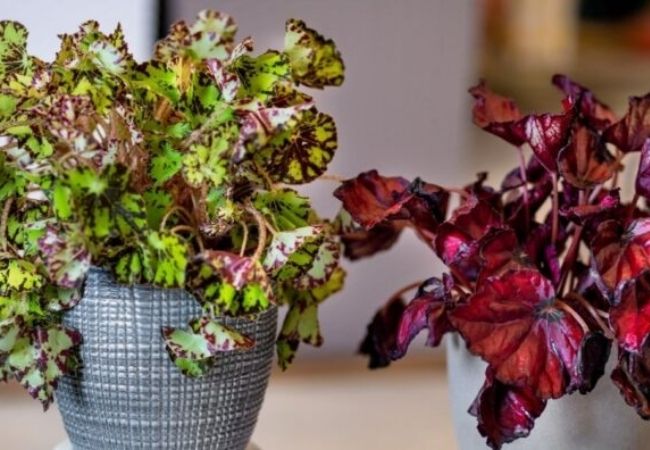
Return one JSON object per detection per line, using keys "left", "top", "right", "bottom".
{"left": 524, "top": 112, "right": 574, "bottom": 172}
{"left": 478, "top": 228, "right": 528, "bottom": 281}
{"left": 469, "top": 369, "right": 546, "bottom": 450}
{"left": 610, "top": 270, "right": 650, "bottom": 353}
{"left": 603, "top": 94, "right": 650, "bottom": 153}
{"left": 611, "top": 344, "right": 650, "bottom": 419}
{"left": 340, "top": 222, "right": 404, "bottom": 261}
{"left": 469, "top": 80, "right": 527, "bottom": 146}
{"left": 404, "top": 178, "right": 449, "bottom": 242}
{"left": 392, "top": 276, "right": 456, "bottom": 359}
{"left": 501, "top": 157, "right": 546, "bottom": 190}
{"left": 334, "top": 170, "right": 412, "bottom": 229}
{"left": 359, "top": 296, "right": 405, "bottom": 369}
{"left": 591, "top": 218, "right": 650, "bottom": 292}
{"left": 557, "top": 126, "right": 617, "bottom": 189}
{"left": 636, "top": 139, "right": 650, "bottom": 199}
{"left": 435, "top": 197, "right": 503, "bottom": 282}
{"left": 551, "top": 74, "right": 617, "bottom": 131}
{"left": 450, "top": 269, "right": 585, "bottom": 399}
{"left": 560, "top": 189, "right": 620, "bottom": 225}
{"left": 572, "top": 332, "right": 612, "bottom": 394}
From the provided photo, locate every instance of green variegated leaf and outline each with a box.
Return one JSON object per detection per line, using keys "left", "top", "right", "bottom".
{"left": 284, "top": 19, "right": 344, "bottom": 88}
{"left": 257, "top": 109, "right": 338, "bottom": 184}
{"left": 38, "top": 226, "right": 90, "bottom": 289}
{"left": 114, "top": 245, "right": 153, "bottom": 285}
{"left": 263, "top": 225, "right": 323, "bottom": 272}
{"left": 0, "top": 21, "right": 36, "bottom": 83}
{"left": 43, "top": 285, "right": 81, "bottom": 312}
{"left": 142, "top": 189, "right": 173, "bottom": 228}
{"left": 182, "top": 134, "right": 229, "bottom": 188}
{"left": 186, "top": 251, "right": 273, "bottom": 315}
{"left": 146, "top": 232, "right": 188, "bottom": 287}
{"left": 233, "top": 51, "right": 290, "bottom": 100}
{"left": 276, "top": 267, "right": 345, "bottom": 369}
{"left": 151, "top": 144, "right": 182, "bottom": 186}
{"left": 52, "top": 182, "right": 72, "bottom": 220}
{"left": 88, "top": 24, "right": 134, "bottom": 75}
{"left": 0, "top": 259, "right": 43, "bottom": 294}
{"left": 162, "top": 314, "right": 252, "bottom": 377}
{"left": 115, "top": 193, "right": 147, "bottom": 235}
{"left": 131, "top": 60, "right": 182, "bottom": 103}
{"left": 156, "top": 10, "right": 237, "bottom": 62}
{"left": 253, "top": 189, "right": 313, "bottom": 231}
{"left": 294, "top": 237, "right": 341, "bottom": 290}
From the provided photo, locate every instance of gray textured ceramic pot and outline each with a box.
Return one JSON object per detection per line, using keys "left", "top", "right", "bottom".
{"left": 446, "top": 334, "right": 650, "bottom": 450}
{"left": 56, "top": 269, "right": 278, "bottom": 450}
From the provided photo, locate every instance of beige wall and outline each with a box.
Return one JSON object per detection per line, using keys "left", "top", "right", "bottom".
{"left": 170, "top": 0, "right": 481, "bottom": 357}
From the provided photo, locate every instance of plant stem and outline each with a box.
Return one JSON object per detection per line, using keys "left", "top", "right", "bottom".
{"left": 238, "top": 220, "right": 249, "bottom": 257}
{"left": 0, "top": 197, "right": 13, "bottom": 252}
{"left": 318, "top": 173, "right": 347, "bottom": 183}
{"left": 558, "top": 225, "right": 583, "bottom": 294}
{"left": 159, "top": 205, "right": 194, "bottom": 231}
{"left": 556, "top": 299, "right": 590, "bottom": 334}
{"left": 516, "top": 146, "right": 530, "bottom": 231}
{"left": 247, "top": 205, "right": 268, "bottom": 262}
{"left": 570, "top": 294, "right": 615, "bottom": 339}
{"left": 551, "top": 172, "right": 559, "bottom": 244}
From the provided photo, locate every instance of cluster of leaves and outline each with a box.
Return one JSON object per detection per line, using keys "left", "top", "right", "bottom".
{"left": 0, "top": 11, "right": 345, "bottom": 407}
{"left": 336, "top": 75, "right": 650, "bottom": 449}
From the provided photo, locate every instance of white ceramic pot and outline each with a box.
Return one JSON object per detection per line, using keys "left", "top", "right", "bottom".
{"left": 446, "top": 334, "right": 650, "bottom": 450}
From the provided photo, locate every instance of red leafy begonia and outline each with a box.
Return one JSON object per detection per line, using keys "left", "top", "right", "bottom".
{"left": 359, "top": 296, "right": 405, "bottom": 369}
{"left": 611, "top": 344, "right": 650, "bottom": 419}
{"left": 450, "top": 269, "right": 585, "bottom": 399}
{"left": 524, "top": 112, "right": 574, "bottom": 172}
{"left": 469, "top": 369, "right": 546, "bottom": 450}
{"left": 610, "top": 270, "right": 650, "bottom": 353}
{"left": 392, "top": 275, "right": 456, "bottom": 359}
{"left": 552, "top": 74, "right": 617, "bottom": 131}
{"left": 469, "top": 81, "right": 527, "bottom": 146}
{"left": 591, "top": 218, "right": 650, "bottom": 292}
{"left": 603, "top": 94, "right": 650, "bottom": 153}
{"left": 557, "top": 125, "right": 617, "bottom": 189}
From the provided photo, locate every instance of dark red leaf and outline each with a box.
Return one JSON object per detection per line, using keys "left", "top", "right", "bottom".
{"left": 611, "top": 344, "right": 650, "bottom": 419}
{"left": 571, "top": 332, "right": 612, "bottom": 394}
{"left": 469, "top": 369, "right": 546, "bottom": 450}
{"left": 479, "top": 228, "right": 527, "bottom": 280}
{"left": 560, "top": 189, "right": 620, "bottom": 225}
{"left": 551, "top": 74, "right": 617, "bottom": 131}
{"left": 392, "top": 276, "right": 456, "bottom": 358}
{"left": 450, "top": 269, "right": 585, "bottom": 399}
{"left": 524, "top": 112, "right": 574, "bottom": 172}
{"left": 435, "top": 197, "right": 503, "bottom": 281}
{"left": 558, "top": 126, "right": 617, "bottom": 189}
{"left": 501, "top": 157, "right": 546, "bottom": 190}
{"left": 603, "top": 94, "right": 650, "bottom": 153}
{"left": 610, "top": 270, "right": 650, "bottom": 353}
{"left": 469, "top": 81, "right": 527, "bottom": 146}
{"left": 591, "top": 218, "right": 650, "bottom": 292}
{"left": 359, "top": 296, "right": 405, "bottom": 369}
{"left": 636, "top": 139, "right": 650, "bottom": 199}
{"left": 334, "top": 170, "right": 412, "bottom": 229}
{"left": 403, "top": 178, "right": 449, "bottom": 243}
{"left": 340, "top": 222, "right": 404, "bottom": 261}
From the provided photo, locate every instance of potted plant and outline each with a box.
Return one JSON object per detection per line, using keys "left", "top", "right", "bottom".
{"left": 0, "top": 9, "right": 345, "bottom": 450}
{"left": 334, "top": 76, "right": 650, "bottom": 449}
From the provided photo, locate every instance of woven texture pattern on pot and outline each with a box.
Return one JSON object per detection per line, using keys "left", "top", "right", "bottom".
{"left": 56, "top": 269, "right": 278, "bottom": 450}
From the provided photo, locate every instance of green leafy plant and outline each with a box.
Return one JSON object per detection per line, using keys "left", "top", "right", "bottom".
{"left": 0, "top": 10, "right": 345, "bottom": 408}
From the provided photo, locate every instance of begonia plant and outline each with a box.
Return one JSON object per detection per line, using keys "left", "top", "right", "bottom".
{"left": 335, "top": 75, "right": 650, "bottom": 449}
{"left": 0, "top": 10, "right": 345, "bottom": 408}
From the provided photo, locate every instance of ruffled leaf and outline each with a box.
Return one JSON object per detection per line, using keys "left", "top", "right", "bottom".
{"left": 392, "top": 276, "right": 455, "bottom": 359}
{"left": 611, "top": 344, "right": 650, "bottom": 419}
{"left": 284, "top": 19, "right": 345, "bottom": 88}
{"left": 524, "top": 112, "right": 574, "bottom": 172}
{"left": 0, "top": 21, "right": 36, "bottom": 82}
{"left": 334, "top": 170, "right": 412, "bottom": 229}
{"left": 469, "top": 80, "right": 526, "bottom": 146}
{"left": 359, "top": 296, "right": 405, "bottom": 369}
{"left": 611, "top": 270, "right": 650, "bottom": 353}
{"left": 552, "top": 74, "right": 617, "bottom": 131}
{"left": 603, "top": 94, "right": 650, "bottom": 153}
{"left": 470, "top": 369, "right": 546, "bottom": 450}
{"left": 558, "top": 125, "right": 617, "bottom": 189}
{"left": 450, "top": 269, "right": 585, "bottom": 399}
{"left": 38, "top": 226, "right": 90, "bottom": 289}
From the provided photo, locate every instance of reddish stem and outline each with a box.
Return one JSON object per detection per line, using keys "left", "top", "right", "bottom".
{"left": 516, "top": 146, "right": 530, "bottom": 231}
{"left": 551, "top": 172, "right": 559, "bottom": 244}
{"left": 388, "top": 280, "right": 424, "bottom": 302}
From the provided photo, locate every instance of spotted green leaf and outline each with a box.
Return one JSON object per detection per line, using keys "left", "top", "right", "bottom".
{"left": 142, "top": 189, "right": 173, "bottom": 229}
{"left": 155, "top": 10, "right": 237, "bottom": 62}
{"left": 0, "top": 259, "right": 43, "bottom": 294}
{"left": 284, "top": 19, "right": 344, "bottom": 89}
{"left": 257, "top": 108, "right": 338, "bottom": 184}
{"left": 10, "top": 325, "right": 81, "bottom": 409}
{"left": 263, "top": 226, "right": 323, "bottom": 272}
{"left": 38, "top": 226, "right": 90, "bottom": 289}
{"left": 182, "top": 133, "right": 229, "bottom": 188}
{"left": 162, "top": 315, "right": 252, "bottom": 377}
{"left": 186, "top": 251, "right": 273, "bottom": 315}
{"left": 253, "top": 188, "right": 313, "bottom": 231}
{"left": 0, "top": 21, "right": 35, "bottom": 83}
{"left": 233, "top": 51, "right": 290, "bottom": 100}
